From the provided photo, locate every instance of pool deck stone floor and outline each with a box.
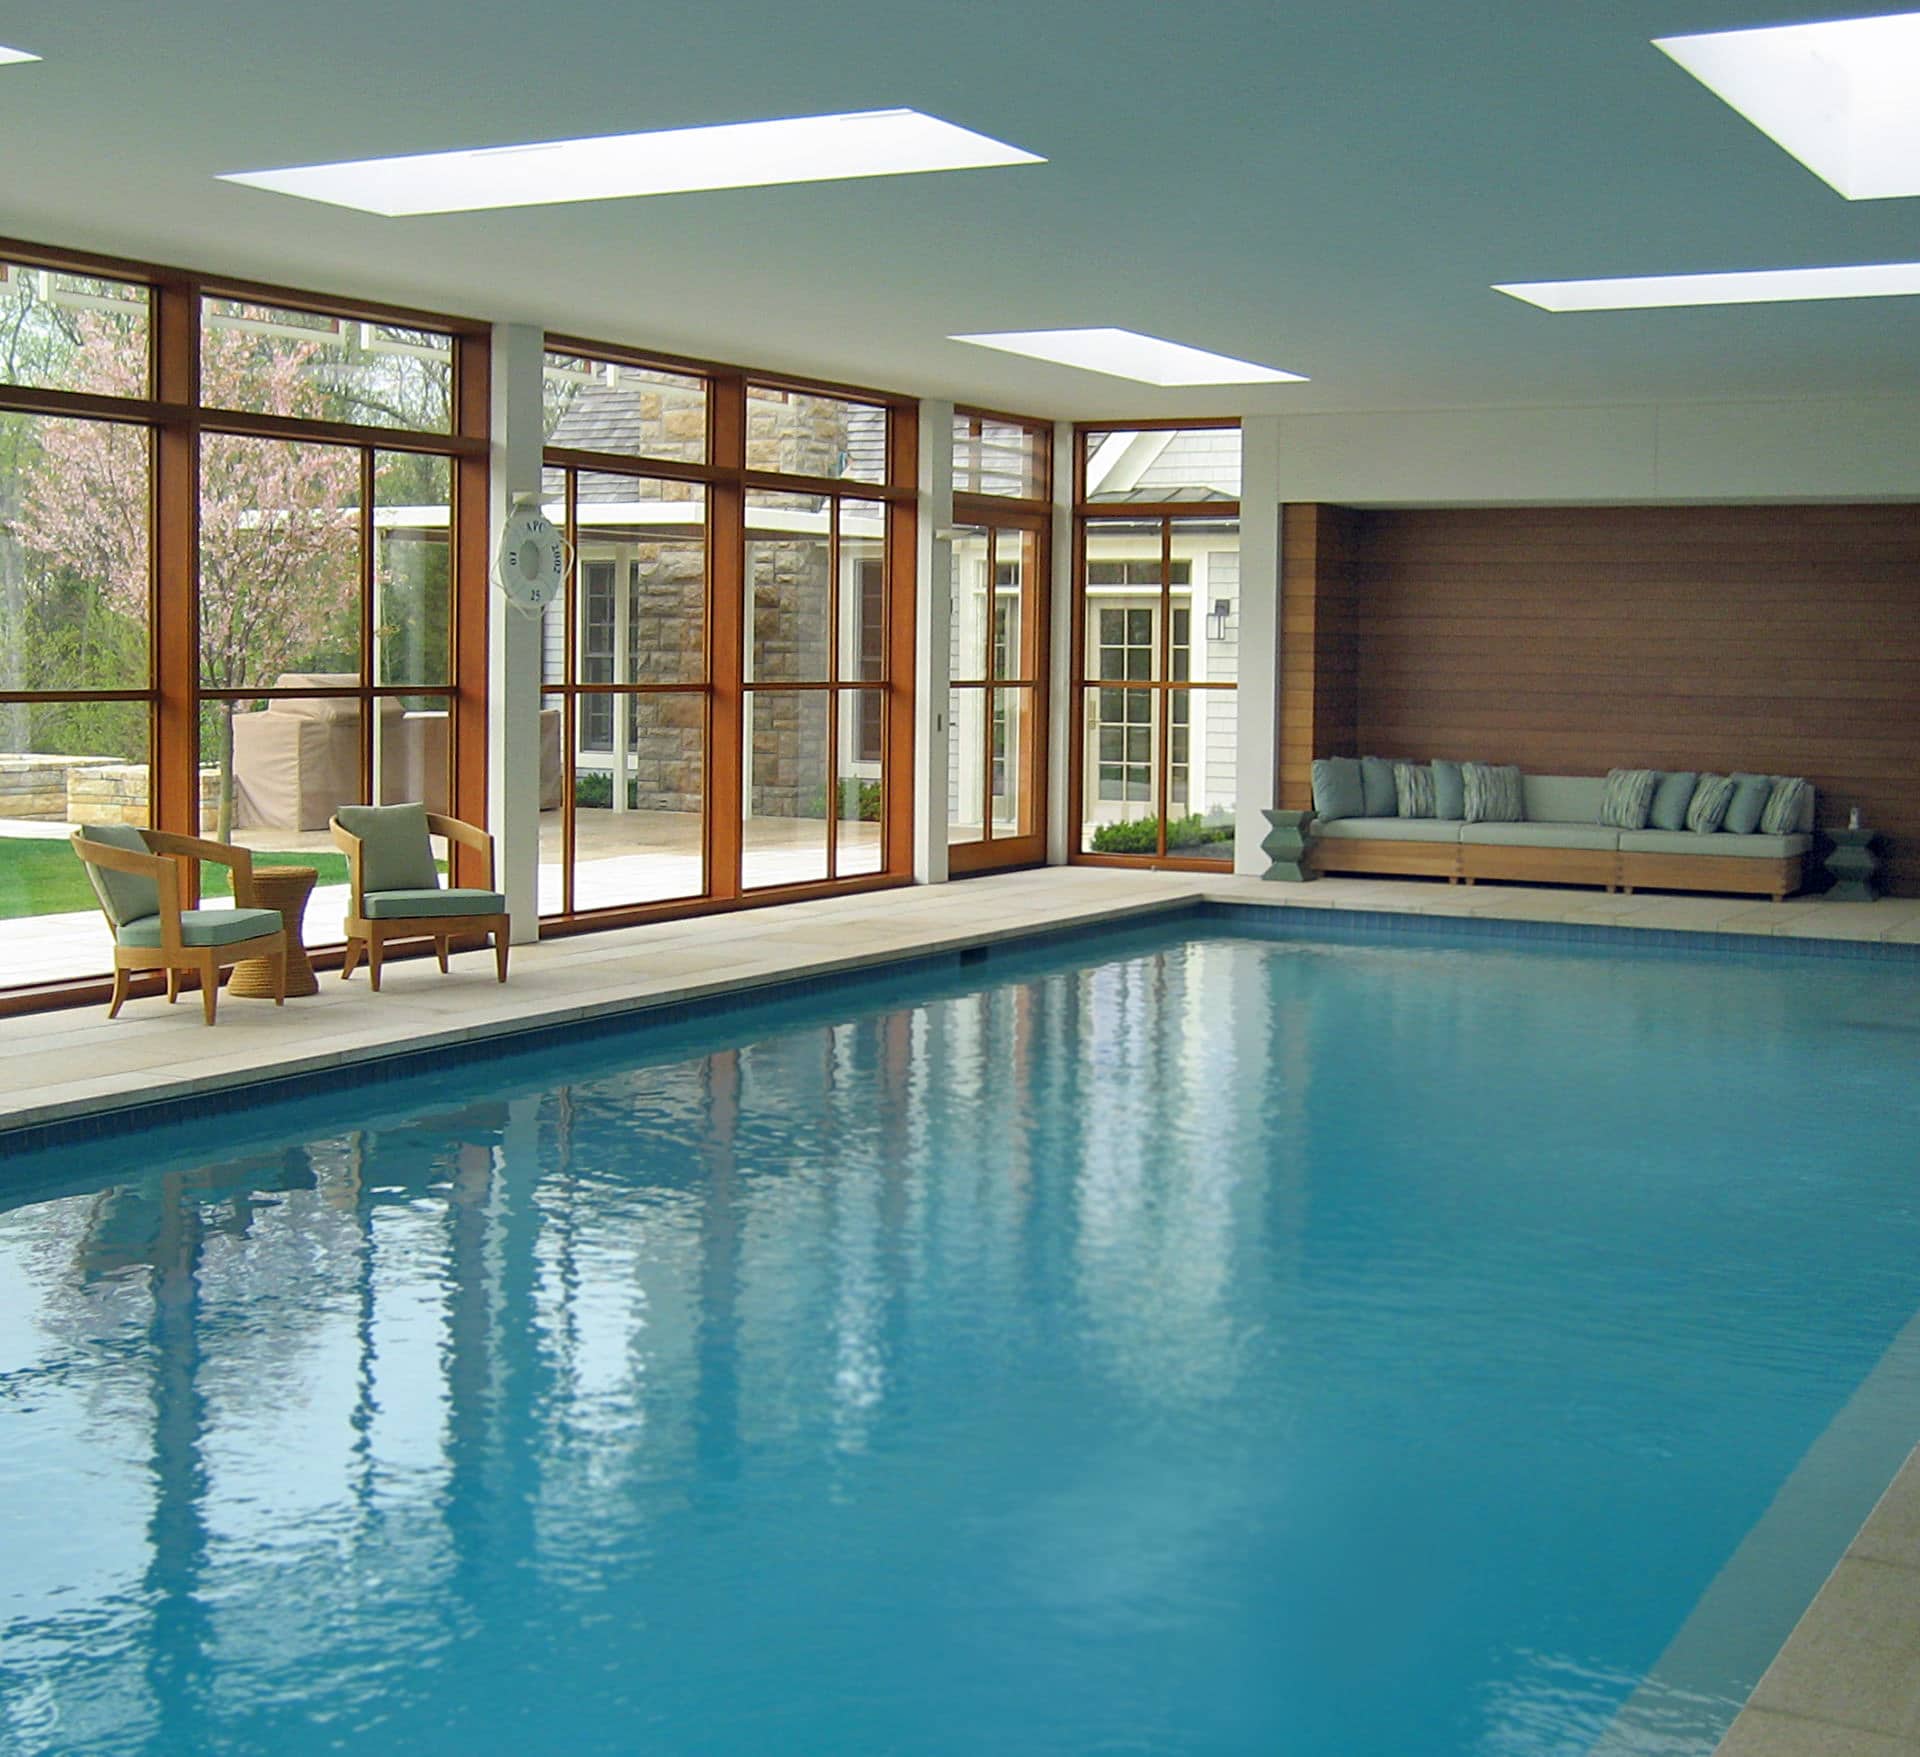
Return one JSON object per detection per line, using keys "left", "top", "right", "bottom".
{"left": 3, "top": 864, "right": 1919, "bottom": 1754}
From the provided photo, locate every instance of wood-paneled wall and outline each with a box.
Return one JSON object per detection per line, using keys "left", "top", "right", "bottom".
{"left": 1323, "top": 503, "right": 1920, "bottom": 894}
{"left": 1277, "top": 504, "right": 1360, "bottom": 810}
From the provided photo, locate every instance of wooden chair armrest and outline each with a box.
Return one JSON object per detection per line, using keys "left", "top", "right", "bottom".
{"left": 425, "top": 813, "right": 495, "bottom": 887}
{"left": 70, "top": 833, "right": 182, "bottom": 948}
{"left": 328, "top": 817, "right": 366, "bottom": 913}
{"left": 144, "top": 830, "right": 260, "bottom": 907}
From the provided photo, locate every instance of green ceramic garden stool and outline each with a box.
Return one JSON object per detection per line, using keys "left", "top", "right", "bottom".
{"left": 1261, "top": 809, "right": 1316, "bottom": 882}
{"left": 1824, "top": 827, "right": 1882, "bottom": 901}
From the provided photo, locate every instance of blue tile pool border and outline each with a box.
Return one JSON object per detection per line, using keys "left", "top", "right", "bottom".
{"left": 3, "top": 896, "right": 1915, "bottom": 1159}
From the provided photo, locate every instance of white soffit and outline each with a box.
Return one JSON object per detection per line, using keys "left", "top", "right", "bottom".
{"left": 1655, "top": 11, "right": 1920, "bottom": 199}
{"left": 949, "top": 328, "right": 1306, "bottom": 385}
{"left": 219, "top": 109, "right": 1044, "bottom": 216}
{"left": 1494, "top": 260, "right": 1920, "bottom": 309}
{"left": 0, "top": 45, "right": 41, "bottom": 65}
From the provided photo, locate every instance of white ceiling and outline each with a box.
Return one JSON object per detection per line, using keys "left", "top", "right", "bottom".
{"left": 3, "top": 0, "right": 1917, "bottom": 420}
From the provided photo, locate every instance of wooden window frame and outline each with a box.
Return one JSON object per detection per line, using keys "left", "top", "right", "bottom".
{"left": 0, "top": 234, "right": 489, "bottom": 1015}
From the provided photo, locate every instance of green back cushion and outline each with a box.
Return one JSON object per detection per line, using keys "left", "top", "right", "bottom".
{"left": 1598, "top": 768, "right": 1660, "bottom": 830}
{"left": 1649, "top": 771, "right": 1698, "bottom": 832}
{"left": 336, "top": 802, "right": 441, "bottom": 892}
{"left": 1430, "top": 760, "right": 1464, "bottom": 820}
{"left": 1687, "top": 774, "right": 1735, "bottom": 834}
{"left": 77, "top": 824, "right": 160, "bottom": 926}
{"left": 1310, "top": 757, "right": 1365, "bottom": 823}
{"left": 1359, "top": 756, "right": 1398, "bottom": 817}
{"left": 1461, "top": 763, "right": 1523, "bottom": 824}
{"left": 1724, "top": 773, "right": 1773, "bottom": 835}
{"left": 1393, "top": 762, "right": 1436, "bottom": 819}
{"left": 1759, "top": 776, "right": 1810, "bottom": 835}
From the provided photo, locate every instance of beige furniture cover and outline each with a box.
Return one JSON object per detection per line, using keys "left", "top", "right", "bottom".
{"left": 232, "top": 675, "right": 562, "bottom": 830}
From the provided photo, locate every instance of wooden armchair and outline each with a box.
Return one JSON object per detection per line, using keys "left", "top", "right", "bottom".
{"left": 70, "top": 825, "right": 286, "bottom": 1024}
{"left": 330, "top": 803, "right": 509, "bottom": 992}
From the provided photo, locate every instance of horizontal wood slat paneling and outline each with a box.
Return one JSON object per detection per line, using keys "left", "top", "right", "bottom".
{"left": 1343, "top": 504, "right": 1920, "bottom": 895}
{"left": 1276, "top": 505, "right": 1360, "bottom": 810}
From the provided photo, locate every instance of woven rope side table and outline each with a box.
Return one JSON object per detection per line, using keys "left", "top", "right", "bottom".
{"left": 229, "top": 865, "right": 319, "bottom": 998}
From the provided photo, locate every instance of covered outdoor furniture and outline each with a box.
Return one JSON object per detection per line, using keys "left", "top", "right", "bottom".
{"left": 70, "top": 825, "right": 286, "bottom": 1024}
{"left": 330, "top": 803, "right": 509, "bottom": 992}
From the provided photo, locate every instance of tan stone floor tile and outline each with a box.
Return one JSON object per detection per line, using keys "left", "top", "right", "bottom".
{"left": 1716, "top": 1706, "right": 1920, "bottom": 1756}
{"left": 1848, "top": 1453, "right": 1920, "bottom": 1569}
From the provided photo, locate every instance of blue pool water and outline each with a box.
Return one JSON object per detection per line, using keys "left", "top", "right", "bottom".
{"left": 4, "top": 918, "right": 1920, "bottom": 1756}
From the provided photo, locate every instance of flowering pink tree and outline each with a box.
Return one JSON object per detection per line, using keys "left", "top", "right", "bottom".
{"left": 15, "top": 316, "right": 359, "bottom": 837}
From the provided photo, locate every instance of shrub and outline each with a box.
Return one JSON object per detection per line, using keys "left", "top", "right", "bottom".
{"left": 573, "top": 771, "right": 612, "bottom": 809}
{"left": 1091, "top": 814, "right": 1235, "bottom": 854}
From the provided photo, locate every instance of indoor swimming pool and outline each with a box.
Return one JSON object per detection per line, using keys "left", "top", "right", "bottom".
{"left": 4, "top": 917, "right": 1919, "bottom": 1755}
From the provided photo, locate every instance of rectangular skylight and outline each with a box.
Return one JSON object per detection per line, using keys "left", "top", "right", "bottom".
{"left": 0, "top": 44, "right": 41, "bottom": 64}
{"left": 949, "top": 328, "right": 1305, "bottom": 385}
{"left": 1494, "top": 262, "right": 1920, "bottom": 311}
{"left": 1655, "top": 12, "right": 1920, "bottom": 199}
{"left": 219, "top": 109, "right": 1043, "bottom": 216}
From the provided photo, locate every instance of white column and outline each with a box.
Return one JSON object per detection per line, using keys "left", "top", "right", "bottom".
{"left": 488, "top": 323, "right": 544, "bottom": 941}
{"left": 1046, "top": 422, "right": 1075, "bottom": 865}
{"left": 913, "top": 398, "right": 954, "bottom": 884}
{"left": 1234, "top": 415, "right": 1283, "bottom": 876}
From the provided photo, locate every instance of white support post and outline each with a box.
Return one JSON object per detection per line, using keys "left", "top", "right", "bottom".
{"left": 488, "top": 323, "right": 544, "bottom": 941}
{"left": 1046, "top": 422, "right": 1075, "bottom": 865}
{"left": 913, "top": 398, "right": 954, "bottom": 885}
{"left": 1234, "top": 416, "right": 1283, "bottom": 876}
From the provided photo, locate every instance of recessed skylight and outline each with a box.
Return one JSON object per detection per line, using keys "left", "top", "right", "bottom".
{"left": 218, "top": 109, "right": 1043, "bottom": 216}
{"left": 949, "top": 328, "right": 1305, "bottom": 385}
{"left": 0, "top": 44, "right": 41, "bottom": 64}
{"left": 1655, "top": 12, "right": 1920, "bottom": 199}
{"left": 1494, "top": 261, "right": 1920, "bottom": 311}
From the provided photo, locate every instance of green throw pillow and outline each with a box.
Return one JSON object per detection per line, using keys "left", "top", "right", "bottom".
{"left": 1649, "top": 771, "right": 1698, "bottom": 832}
{"left": 1310, "top": 757, "right": 1365, "bottom": 823}
{"left": 1598, "top": 768, "right": 1660, "bottom": 830}
{"left": 1461, "top": 762, "right": 1523, "bottom": 824}
{"left": 1393, "top": 762, "right": 1436, "bottom": 819}
{"left": 335, "top": 802, "right": 442, "bottom": 892}
{"left": 1360, "top": 756, "right": 1398, "bottom": 817}
{"left": 1724, "top": 773, "right": 1772, "bottom": 835}
{"left": 1687, "top": 775, "right": 1734, "bottom": 833}
{"left": 1759, "top": 776, "right": 1810, "bottom": 836}
{"left": 77, "top": 824, "right": 161, "bottom": 927}
{"left": 1431, "top": 760, "right": 1465, "bottom": 820}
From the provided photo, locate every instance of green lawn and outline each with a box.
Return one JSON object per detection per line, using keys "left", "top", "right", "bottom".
{"left": 0, "top": 837, "right": 353, "bottom": 919}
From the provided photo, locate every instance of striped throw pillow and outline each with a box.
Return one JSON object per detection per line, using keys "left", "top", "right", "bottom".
{"left": 1686, "top": 774, "right": 1735, "bottom": 834}
{"left": 1760, "top": 776, "right": 1810, "bottom": 836}
{"left": 1598, "top": 768, "right": 1659, "bottom": 830}
{"left": 1461, "top": 762, "right": 1523, "bottom": 824}
{"left": 1394, "top": 762, "right": 1436, "bottom": 819}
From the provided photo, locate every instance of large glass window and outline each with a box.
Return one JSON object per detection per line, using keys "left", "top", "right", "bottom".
{"left": 0, "top": 245, "right": 484, "bottom": 1000}
{"left": 1074, "top": 423, "right": 1239, "bottom": 865}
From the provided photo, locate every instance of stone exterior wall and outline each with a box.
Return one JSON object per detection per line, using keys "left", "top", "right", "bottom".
{"left": 0, "top": 754, "right": 219, "bottom": 826}
{"left": 0, "top": 753, "right": 102, "bottom": 819}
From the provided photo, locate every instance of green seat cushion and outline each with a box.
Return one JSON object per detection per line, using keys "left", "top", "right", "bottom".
{"left": 363, "top": 887, "right": 507, "bottom": 920}
{"left": 1760, "top": 776, "right": 1811, "bottom": 835}
{"left": 1619, "top": 830, "right": 1810, "bottom": 859}
{"left": 1460, "top": 822, "right": 1621, "bottom": 851}
{"left": 1314, "top": 817, "right": 1463, "bottom": 843}
{"left": 1359, "top": 756, "right": 1399, "bottom": 817}
{"left": 1431, "top": 760, "right": 1465, "bottom": 820}
{"left": 117, "top": 906, "right": 282, "bottom": 949}
{"left": 1649, "top": 771, "right": 1698, "bottom": 832}
{"left": 1462, "top": 762, "right": 1524, "bottom": 823}
{"left": 77, "top": 824, "right": 160, "bottom": 926}
{"left": 1598, "top": 768, "right": 1660, "bottom": 830}
{"left": 336, "top": 802, "right": 441, "bottom": 892}
{"left": 1310, "top": 757, "right": 1365, "bottom": 822}
{"left": 1393, "top": 761, "right": 1436, "bottom": 819}
{"left": 1724, "top": 773, "right": 1773, "bottom": 835}
{"left": 1687, "top": 774, "right": 1735, "bottom": 834}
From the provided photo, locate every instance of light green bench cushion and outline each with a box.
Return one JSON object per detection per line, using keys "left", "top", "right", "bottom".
{"left": 336, "top": 802, "right": 441, "bottom": 892}
{"left": 1619, "top": 830, "right": 1809, "bottom": 859}
{"left": 1315, "top": 817, "right": 1462, "bottom": 843}
{"left": 363, "top": 888, "right": 507, "bottom": 920}
{"left": 117, "top": 906, "right": 282, "bottom": 949}
{"left": 1521, "top": 775, "right": 1605, "bottom": 823}
{"left": 1461, "top": 822, "right": 1621, "bottom": 851}
{"left": 77, "top": 824, "right": 161, "bottom": 926}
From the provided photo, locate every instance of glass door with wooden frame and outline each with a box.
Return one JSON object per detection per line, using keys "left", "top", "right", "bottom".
{"left": 947, "top": 517, "right": 1046, "bottom": 872}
